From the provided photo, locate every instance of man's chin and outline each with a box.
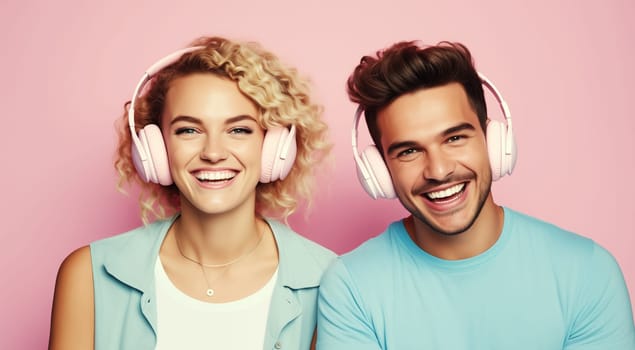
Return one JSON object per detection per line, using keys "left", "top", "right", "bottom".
{"left": 411, "top": 210, "right": 477, "bottom": 237}
{"left": 424, "top": 221, "right": 473, "bottom": 236}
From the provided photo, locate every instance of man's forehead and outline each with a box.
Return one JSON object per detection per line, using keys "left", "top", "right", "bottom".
{"left": 377, "top": 84, "right": 477, "bottom": 138}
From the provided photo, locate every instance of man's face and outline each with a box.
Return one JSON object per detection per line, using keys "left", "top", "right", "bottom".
{"left": 378, "top": 82, "right": 492, "bottom": 236}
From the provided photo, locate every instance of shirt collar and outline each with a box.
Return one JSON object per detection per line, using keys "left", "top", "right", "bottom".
{"left": 103, "top": 216, "right": 327, "bottom": 292}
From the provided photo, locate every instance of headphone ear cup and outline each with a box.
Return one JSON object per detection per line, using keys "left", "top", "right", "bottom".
{"left": 502, "top": 126, "right": 518, "bottom": 178}
{"left": 359, "top": 146, "right": 396, "bottom": 199}
{"left": 137, "top": 124, "right": 173, "bottom": 186}
{"left": 260, "top": 126, "right": 297, "bottom": 183}
{"left": 487, "top": 120, "right": 506, "bottom": 181}
{"left": 131, "top": 133, "right": 152, "bottom": 183}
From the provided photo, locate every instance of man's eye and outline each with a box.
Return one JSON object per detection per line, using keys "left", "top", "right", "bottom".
{"left": 447, "top": 135, "right": 464, "bottom": 143}
{"left": 396, "top": 148, "right": 420, "bottom": 162}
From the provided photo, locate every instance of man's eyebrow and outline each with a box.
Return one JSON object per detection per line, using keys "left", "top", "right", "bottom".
{"left": 442, "top": 122, "right": 476, "bottom": 136}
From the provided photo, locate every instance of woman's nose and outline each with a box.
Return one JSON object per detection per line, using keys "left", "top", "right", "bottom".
{"left": 200, "top": 136, "right": 228, "bottom": 162}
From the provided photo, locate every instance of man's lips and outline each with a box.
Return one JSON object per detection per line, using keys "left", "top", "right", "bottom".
{"left": 419, "top": 181, "right": 470, "bottom": 212}
{"left": 425, "top": 183, "right": 466, "bottom": 201}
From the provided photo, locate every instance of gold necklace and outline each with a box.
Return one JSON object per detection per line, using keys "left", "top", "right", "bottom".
{"left": 175, "top": 224, "right": 265, "bottom": 297}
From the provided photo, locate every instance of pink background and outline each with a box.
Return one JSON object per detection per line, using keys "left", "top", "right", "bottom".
{"left": 2, "top": 0, "right": 634, "bottom": 347}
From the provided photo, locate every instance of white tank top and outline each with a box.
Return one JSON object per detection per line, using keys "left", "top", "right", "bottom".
{"left": 154, "top": 257, "right": 278, "bottom": 350}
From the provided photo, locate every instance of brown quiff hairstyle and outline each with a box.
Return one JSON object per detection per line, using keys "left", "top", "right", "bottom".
{"left": 348, "top": 41, "right": 487, "bottom": 154}
{"left": 114, "top": 36, "right": 331, "bottom": 223}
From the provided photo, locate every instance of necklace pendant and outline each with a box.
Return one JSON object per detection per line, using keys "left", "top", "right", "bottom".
{"left": 206, "top": 288, "right": 215, "bottom": 297}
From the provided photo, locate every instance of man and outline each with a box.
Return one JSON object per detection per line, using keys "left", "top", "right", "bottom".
{"left": 317, "top": 41, "right": 635, "bottom": 349}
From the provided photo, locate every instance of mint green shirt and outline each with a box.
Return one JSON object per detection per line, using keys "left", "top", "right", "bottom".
{"left": 91, "top": 216, "right": 335, "bottom": 350}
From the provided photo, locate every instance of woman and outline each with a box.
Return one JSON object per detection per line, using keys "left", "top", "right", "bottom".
{"left": 49, "top": 36, "right": 335, "bottom": 350}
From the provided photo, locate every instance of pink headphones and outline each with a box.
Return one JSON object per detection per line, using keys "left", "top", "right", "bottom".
{"left": 352, "top": 72, "right": 517, "bottom": 199}
{"left": 128, "top": 46, "right": 297, "bottom": 186}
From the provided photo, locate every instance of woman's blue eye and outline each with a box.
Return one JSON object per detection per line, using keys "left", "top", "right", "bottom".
{"left": 230, "top": 127, "right": 253, "bottom": 134}
{"left": 175, "top": 127, "right": 197, "bottom": 135}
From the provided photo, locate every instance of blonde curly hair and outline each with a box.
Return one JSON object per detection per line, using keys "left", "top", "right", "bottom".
{"left": 114, "top": 36, "right": 331, "bottom": 224}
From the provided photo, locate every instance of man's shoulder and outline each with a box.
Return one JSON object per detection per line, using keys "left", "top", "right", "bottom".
{"left": 318, "top": 221, "right": 404, "bottom": 307}
{"left": 506, "top": 207, "right": 593, "bottom": 246}
{"left": 504, "top": 208, "right": 608, "bottom": 267}
{"left": 336, "top": 220, "right": 404, "bottom": 269}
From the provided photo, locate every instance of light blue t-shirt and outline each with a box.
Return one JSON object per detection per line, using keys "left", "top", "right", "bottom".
{"left": 317, "top": 208, "right": 635, "bottom": 349}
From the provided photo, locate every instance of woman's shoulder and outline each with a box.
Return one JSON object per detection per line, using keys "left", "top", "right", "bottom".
{"left": 91, "top": 217, "right": 174, "bottom": 251}
{"left": 50, "top": 245, "right": 95, "bottom": 349}
{"left": 267, "top": 219, "right": 336, "bottom": 265}
{"left": 57, "top": 245, "right": 92, "bottom": 279}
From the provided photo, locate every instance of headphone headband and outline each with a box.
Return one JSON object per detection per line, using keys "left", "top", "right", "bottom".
{"left": 128, "top": 46, "right": 204, "bottom": 163}
{"left": 479, "top": 73, "right": 514, "bottom": 156}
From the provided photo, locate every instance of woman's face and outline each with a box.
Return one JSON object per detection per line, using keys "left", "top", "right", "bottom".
{"left": 161, "top": 73, "right": 264, "bottom": 216}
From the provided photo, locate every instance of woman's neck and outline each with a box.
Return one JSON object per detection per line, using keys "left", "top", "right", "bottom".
{"left": 174, "top": 200, "right": 264, "bottom": 265}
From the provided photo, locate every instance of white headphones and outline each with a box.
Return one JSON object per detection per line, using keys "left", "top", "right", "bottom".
{"left": 128, "top": 46, "right": 297, "bottom": 186}
{"left": 352, "top": 72, "right": 517, "bottom": 199}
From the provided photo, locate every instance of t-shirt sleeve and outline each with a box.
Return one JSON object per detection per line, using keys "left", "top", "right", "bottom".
{"left": 317, "top": 258, "right": 382, "bottom": 350}
{"left": 564, "top": 243, "right": 635, "bottom": 349}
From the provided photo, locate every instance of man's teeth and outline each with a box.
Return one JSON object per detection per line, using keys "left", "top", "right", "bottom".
{"left": 195, "top": 171, "right": 236, "bottom": 181}
{"left": 426, "top": 183, "right": 465, "bottom": 199}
